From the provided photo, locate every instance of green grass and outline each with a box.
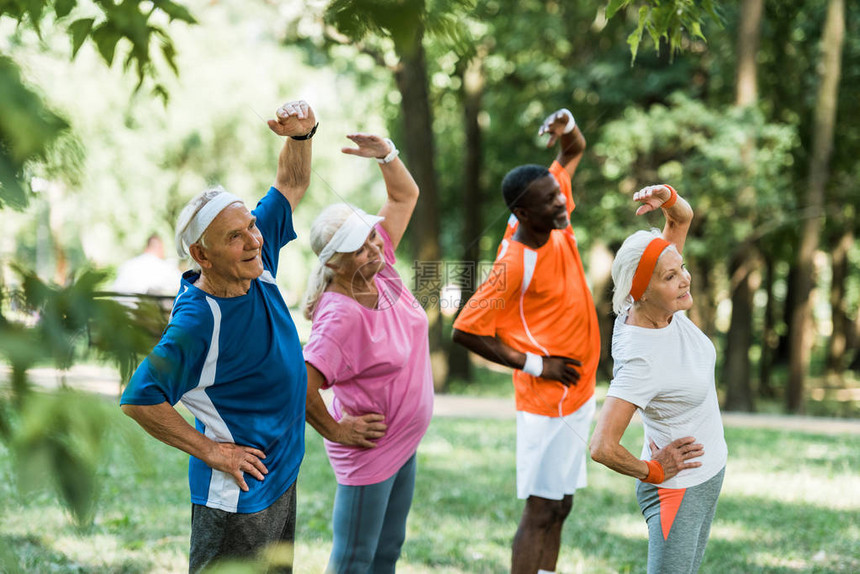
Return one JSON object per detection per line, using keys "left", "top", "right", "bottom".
{"left": 1, "top": 407, "right": 858, "bottom": 573}
{"left": 445, "top": 363, "right": 515, "bottom": 398}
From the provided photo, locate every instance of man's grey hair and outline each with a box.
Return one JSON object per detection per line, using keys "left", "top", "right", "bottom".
{"left": 174, "top": 185, "right": 229, "bottom": 272}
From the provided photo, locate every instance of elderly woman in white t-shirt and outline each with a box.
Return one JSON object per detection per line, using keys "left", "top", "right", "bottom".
{"left": 590, "top": 184, "right": 727, "bottom": 574}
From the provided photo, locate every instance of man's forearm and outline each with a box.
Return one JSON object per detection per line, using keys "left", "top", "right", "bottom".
{"left": 274, "top": 137, "right": 312, "bottom": 210}
{"left": 451, "top": 329, "right": 525, "bottom": 370}
{"left": 557, "top": 126, "right": 586, "bottom": 173}
{"left": 121, "top": 402, "right": 216, "bottom": 463}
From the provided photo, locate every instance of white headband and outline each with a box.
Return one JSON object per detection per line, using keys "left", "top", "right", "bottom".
{"left": 318, "top": 209, "right": 384, "bottom": 265}
{"left": 179, "top": 192, "right": 243, "bottom": 257}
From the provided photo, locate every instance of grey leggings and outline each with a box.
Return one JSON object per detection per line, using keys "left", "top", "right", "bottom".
{"left": 636, "top": 467, "right": 725, "bottom": 574}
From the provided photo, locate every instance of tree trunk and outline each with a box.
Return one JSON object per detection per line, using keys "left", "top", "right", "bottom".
{"left": 393, "top": 22, "right": 447, "bottom": 390}
{"left": 724, "top": 0, "right": 764, "bottom": 412}
{"left": 448, "top": 54, "right": 486, "bottom": 381}
{"left": 776, "top": 265, "right": 796, "bottom": 366}
{"left": 826, "top": 228, "right": 853, "bottom": 376}
{"left": 758, "top": 255, "right": 776, "bottom": 398}
{"left": 849, "top": 309, "right": 860, "bottom": 372}
{"left": 787, "top": 0, "right": 844, "bottom": 413}
{"left": 686, "top": 221, "right": 716, "bottom": 337}
{"left": 724, "top": 249, "right": 759, "bottom": 411}
{"left": 735, "top": 0, "right": 764, "bottom": 108}
{"left": 588, "top": 241, "right": 615, "bottom": 382}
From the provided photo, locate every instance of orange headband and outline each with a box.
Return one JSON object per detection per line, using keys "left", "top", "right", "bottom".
{"left": 630, "top": 238, "right": 672, "bottom": 301}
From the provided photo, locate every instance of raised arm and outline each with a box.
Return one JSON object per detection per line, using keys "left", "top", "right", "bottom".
{"left": 341, "top": 134, "right": 419, "bottom": 250}
{"left": 267, "top": 100, "right": 316, "bottom": 211}
{"left": 538, "top": 108, "right": 587, "bottom": 179}
{"left": 633, "top": 185, "right": 694, "bottom": 254}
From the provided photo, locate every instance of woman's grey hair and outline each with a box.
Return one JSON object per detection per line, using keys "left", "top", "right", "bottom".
{"left": 174, "top": 185, "right": 229, "bottom": 272}
{"left": 611, "top": 228, "right": 677, "bottom": 315}
{"left": 302, "top": 203, "right": 355, "bottom": 320}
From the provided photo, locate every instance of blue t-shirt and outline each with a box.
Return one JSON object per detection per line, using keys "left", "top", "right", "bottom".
{"left": 121, "top": 187, "right": 307, "bottom": 513}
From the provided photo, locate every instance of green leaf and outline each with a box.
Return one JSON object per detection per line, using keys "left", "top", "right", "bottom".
{"left": 69, "top": 17, "right": 95, "bottom": 57}
{"left": 54, "top": 0, "right": 76, "bottom": 19}
{"left": 25, "top": 0, "right": 44, "bottom": 29}
{"left": 152, "top": 83, "right": 169, "bottom": 104}
{"left": 702, "top": 0, "right": 723, "bottom": 28}
{"left": 0, "top": 156, "right": 30, "bottom": 209}
{"left": 690, "top": 20, "right": 705, "bottom": 41}
{"left": 605, "top": 0, "right": 629, "bottom": 20}
{"left": 627, "top": 5, "right": 649, "bottom": 64}
{"left": 160, "top": 37, "right": 179, "bottom": 76}
{"left": 91, "top": 22, "right": 121, "bottom": 65}
{"left": 0, "top": 57, "right": 68, "bottom": 209}
{"left": 152, "top": 0, "right": 197, "bottom": 24}
{"left": 13, "top": 391, "right": 108, "bottom": 526}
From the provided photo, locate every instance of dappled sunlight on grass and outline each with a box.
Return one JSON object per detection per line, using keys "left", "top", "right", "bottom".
{"left": 601, "top": 513, "right": 648, "bottom": 541}
{"left": 1, "top": 412, "right": 858, "bottom": 572}
{"left": 724, "top": 469, "right": 860, "bottom": 508}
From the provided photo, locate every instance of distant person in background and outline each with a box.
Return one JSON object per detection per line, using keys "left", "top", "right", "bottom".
{"left": 302, "top": 133, "right": 433, "bottom": 574}
{"left": 111, "top": 233, "right": 181, "bottom": 305}
{"left": 589, "top": 184, "right": 727, "bottom": 574}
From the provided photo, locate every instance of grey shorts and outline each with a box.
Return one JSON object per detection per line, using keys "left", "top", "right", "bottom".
{"left": 189, "top": 480, "right": 297, "bottom": 574}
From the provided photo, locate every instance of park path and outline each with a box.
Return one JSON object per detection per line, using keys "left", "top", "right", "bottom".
{"left": 6, "top": 364, "right": 860, "bottom": 436}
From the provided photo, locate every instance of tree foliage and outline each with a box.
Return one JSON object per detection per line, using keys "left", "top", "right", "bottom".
{"left": 0, "top": 266, "right": 161, "bottom": 525}
{"left": 0, "top": 0, "right": 197, "bottom": 529}
{"left": 0, "top": 0, "right": 196, "bottom": 209}
{"left": 604, "top": 0, "right": 723, "bottom": 62}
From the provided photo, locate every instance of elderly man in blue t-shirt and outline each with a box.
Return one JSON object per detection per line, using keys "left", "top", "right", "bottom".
{"left": 120, "top": 100, "right": 317, "bottom": 573}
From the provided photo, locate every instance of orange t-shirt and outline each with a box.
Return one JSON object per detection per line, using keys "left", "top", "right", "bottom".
{"left": 453, "top": 161, "right": 600, "bottom": 417}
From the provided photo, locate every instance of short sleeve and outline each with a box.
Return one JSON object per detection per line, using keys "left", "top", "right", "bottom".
{"left": 453, "top": 250, "right": 521, "bottom": 337}
{"left": 605, "top": 355, "right": 658, "bottom": 409}
{"left": 120, "top": 325, "right": 207, "bottom": 406}
{"left": 253, "top": 187, "right": 298, "bottom": 277}
{"left": 303, "top": 306, "right": 356, "bottom": 388}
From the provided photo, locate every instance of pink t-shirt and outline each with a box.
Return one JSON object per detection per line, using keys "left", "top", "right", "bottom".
{"left": 303, "top": 225, "right": 435, "bottom": 486}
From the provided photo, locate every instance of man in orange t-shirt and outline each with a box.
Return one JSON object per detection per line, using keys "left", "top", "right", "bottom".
{"left": 453, "top": 107, "right": 600, "bottom": 574}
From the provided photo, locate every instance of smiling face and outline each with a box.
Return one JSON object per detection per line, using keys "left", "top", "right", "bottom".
{"left": 516, "top": 174, "right": 569, "bottom": 232}
{"left": 194, "top": 203, "right": 264, "bottom": 290}
{"left": 641, "top": 248, "right": 693, "bottom": 316}
{"left": 331, "top": 227, "right": 385, "bottom": 285}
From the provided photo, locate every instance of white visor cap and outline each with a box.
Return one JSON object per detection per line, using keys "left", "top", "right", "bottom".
{"left": 318, "top": 209, "right": 385, "bottom": 264}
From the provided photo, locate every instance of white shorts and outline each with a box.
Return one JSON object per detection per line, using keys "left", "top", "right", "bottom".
{"left": 516, "top": 396, "right": 596, "bottom": 500}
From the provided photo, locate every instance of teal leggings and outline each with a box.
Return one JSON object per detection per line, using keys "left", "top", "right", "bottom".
{"left": 636, "top": 467, "right": 725, "bottom": 574}
{"left": 327, "top": 454, "right": 417, "bottom": 574}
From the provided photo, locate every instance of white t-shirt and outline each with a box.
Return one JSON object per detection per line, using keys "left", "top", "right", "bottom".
{"left": 607, "top": 311, "right": 727, "bottom": 489}
{"left": 112, "top": 252, "right": 181, "bottom": 296}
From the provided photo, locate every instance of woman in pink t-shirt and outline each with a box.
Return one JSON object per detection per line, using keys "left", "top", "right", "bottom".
{"left": 302, "top": 133, "right": 434, "bottom": 573}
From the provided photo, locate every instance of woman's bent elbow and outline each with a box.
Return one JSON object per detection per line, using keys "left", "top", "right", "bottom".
{"left": 589, "top": 440, "right": 608, "bottom": 465}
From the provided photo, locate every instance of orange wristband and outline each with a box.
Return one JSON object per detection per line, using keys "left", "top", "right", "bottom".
{"left": 643, "top": 460, "right": 665, "bottom": 484}
{"left": 661, "top": 184, "right": 678, "bottom": 208}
